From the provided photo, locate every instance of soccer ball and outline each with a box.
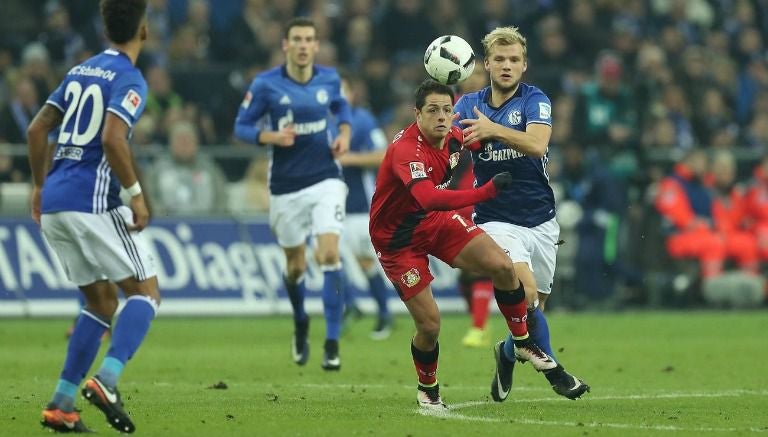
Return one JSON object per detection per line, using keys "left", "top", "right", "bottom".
{"left": 423, "top": 35, "right": 476, "bottom": 85}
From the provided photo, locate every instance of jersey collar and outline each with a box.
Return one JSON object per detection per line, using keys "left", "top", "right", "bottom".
{"left": 484, "top": 83, "right": 524, "bottom": 110}
{"left": 281, "top": 64, "right": 318, "bottom": 85}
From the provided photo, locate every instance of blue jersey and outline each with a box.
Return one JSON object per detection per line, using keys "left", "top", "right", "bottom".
{"left": 234, "top": 65, "right": 352, "bottom": 195}
{"left": 454, "top": 83, "right": 555, "bottom": 227}
{"left": 42, "top": 49, "right": 147, "bottom": 214}
{"left": 341, "top": 107, "right": 386, "bottom": 214}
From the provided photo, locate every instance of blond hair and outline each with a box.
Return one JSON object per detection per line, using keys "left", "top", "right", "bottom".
{"left": 481, "top": 26, "right": 527, "bottom": 59}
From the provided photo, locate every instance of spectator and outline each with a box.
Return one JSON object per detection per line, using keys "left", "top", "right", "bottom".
{"left": 143, "top": 65, "right": 183, "bottom": 142}
{"left": 709, "top": 149, "right": 760, "bottom": 274}
{"left": 37, "top": 1, "right": 85, "bottom": 66}
{"left": 675, "top": 46, "right": 711, "bottom": 117}
{"left": 633, "top": 42, "right": 674, "bottom": 132}
{"left": 0, "top": 44, "right": 13, "bottom": 106}
{"left": 428, "top": 0, "right": 470, "bottom": 38}
{"left": 734, "top": 26, "right": 764, "bottom": 68}
{"left": 0, "top": 77, "right": 39, "bottom": 144}
{"left": 228, "top": 157, "right": 270, "bottom": 215}
{"left": 338, "top": 16, "right": 373, "bottom": 70}
{"left": 565, "top": 0, "right": 609, "bottom": 62}
{"left": 655, "top": 149, "right": 758, "bottom": 283}
{"left": 693, "top": 88, "right": 737, "bottom": 147}
{"left": 374, "top": 0, "right": 436, "bottom": 59}
{"left": 557, "top": 142, "right": 627, "bottom": 304}
{"left": 0, "top": 145, "right": 24, "bottom": 183}
{"left": 745, "top": 155, "right": 768, "bottom": 263}
{"left": 658, "top": 84, "right": 696, "bottom": 150}
{"left": 212, "top": 0, "right": 270, "bottom": 65}
{"left": 572, "top": 51, "right": 638, "bottom": 153}
{"left": 655, "top": 149, "right": 722, "bottom": 279}
{"left": 18, "top": 43, "right": 56, "bottom": 107}
{"left": 145, "top": 121, "right": 228, "bottom": 215}
{"left": 642, "top": 116, "right": 681, "bottom": 151}
{"left": 528, "top": 14, "right": 580, "bottom": 99}
{"left": 0, "top": 76, "right": 37, "bottom": 184}
{"left": 736, "top": 56, "right": 768, "bottom": 125}
{"left": 742, "top": 112, "right": 768, "bottom": 149}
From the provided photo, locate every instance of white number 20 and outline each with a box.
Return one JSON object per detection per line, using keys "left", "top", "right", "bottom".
{"left": 58, "top": 82, "right": 104, "bottom": 146}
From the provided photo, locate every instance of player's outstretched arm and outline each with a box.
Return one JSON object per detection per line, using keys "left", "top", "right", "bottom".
{"left": 102, "top": 113, "right": 149, "bottom": 230}
{"left": 409, "top": 172, "right": 512, "bottom": 211}
{"left": 461, "top": 107, "right": 550, "bottom": 158}
{"left": 257, "top": 127, "right": 297, "bottom": 147}
{"left": 27, "top": 104, "right": 63, "bottom": 224}
{"left": 331, "top": 123, "right": 351, "bottom": 158}
{"left": 337, "top": 148, "right": 386, "bottom": 168}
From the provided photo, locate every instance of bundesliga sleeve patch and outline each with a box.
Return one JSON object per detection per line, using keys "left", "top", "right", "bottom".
{"left": 409, "top": 162, "right": 427, "bottom": 179}
{"left": 121, "top": 89, "right": 142, "bottom": 117}
{"left": 539, "top": 102, "right": 551, "bottom": 119}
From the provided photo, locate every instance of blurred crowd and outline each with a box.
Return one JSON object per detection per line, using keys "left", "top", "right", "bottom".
{"left": 1, "top": 0, "right": 767, "bottom": 307}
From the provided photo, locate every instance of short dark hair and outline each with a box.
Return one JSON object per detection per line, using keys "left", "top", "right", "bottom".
{"left": 284, "top": 17, "right": 316, "bottom": 38}
{"left": 100, "top": 0, "right": 147, "bottom": 44}
{"left": 414, "top": 79, "right": 455, "bottom": 109}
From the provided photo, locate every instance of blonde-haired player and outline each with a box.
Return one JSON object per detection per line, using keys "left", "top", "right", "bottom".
{"left": 455, "top": 26, "right": 590, "bottom": 401}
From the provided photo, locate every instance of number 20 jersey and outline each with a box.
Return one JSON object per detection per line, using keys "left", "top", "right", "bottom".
{"left": 41, "top": 49, "right": 147, "bottom": 214}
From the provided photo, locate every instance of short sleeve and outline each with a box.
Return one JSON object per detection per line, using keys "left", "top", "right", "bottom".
{"left": 45, "top": 80, "right": 67, "bottom": 113}
{"left": 236, "top": 76, "right": 270, "bottom": 125}
{"left": 329, "top": 72, "right": 352, "bottom": 125}
{"left": 391, "top": 142, "right": 428, "bottom": 188}
{"left": 453, "top": 95, "right": 469, "bottom": 128}
{"left": 525, "top": 89, "right": 552, "bottom": 127}
{"left": 360, "top": 110, "right": 387, "bottom": 151}
{"left": 107, "top": 70, "right": 148, "bottom": 128}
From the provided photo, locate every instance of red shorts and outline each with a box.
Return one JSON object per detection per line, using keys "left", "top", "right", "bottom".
{"left": 372, "top": 210, "right": 484, "bottom": 301}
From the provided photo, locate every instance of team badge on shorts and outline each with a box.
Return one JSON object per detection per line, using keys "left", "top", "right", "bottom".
{"left": 401, "top": 268, "right": 421, "bottom": 288}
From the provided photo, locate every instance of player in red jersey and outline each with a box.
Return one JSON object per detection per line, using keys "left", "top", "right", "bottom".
{"left": 369, "top": 80, "right": 556, "bottom": 410}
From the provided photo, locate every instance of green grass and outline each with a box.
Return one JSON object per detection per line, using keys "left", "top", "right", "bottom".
{"left": 2, "top": 311, "right": 767, "bottom": 436}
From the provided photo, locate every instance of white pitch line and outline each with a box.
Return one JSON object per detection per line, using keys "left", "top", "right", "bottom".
{"left": 417, "top": 408, "right": 768, "bottom": 433}
{"left": 447, "top": 389, "right": 768, "bottom": 405}
{"left": 417, "top": 392, "right": 768, "bottom": 433}
{"left": 140, "top": 381, "right": 768, "bottom": 432}
{"left": 147, "top": 380, "right": 768, "bottom": 402}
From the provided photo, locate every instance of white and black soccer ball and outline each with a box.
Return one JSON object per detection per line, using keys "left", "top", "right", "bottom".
{"left": 423, "top": 35, "right": 476, "bottom": 85}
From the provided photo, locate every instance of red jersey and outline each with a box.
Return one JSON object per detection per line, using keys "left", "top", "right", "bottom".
{"left": 746, "top": 165, "right": 768, "bottom": 225}
{"left": 712, "top": 185, "right": 750, "bottom": 233}
{"left": 369, "top": 123, "right": 463, "bottom": 249}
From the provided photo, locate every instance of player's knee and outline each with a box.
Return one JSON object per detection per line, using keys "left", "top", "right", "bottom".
{"left": 87, "top": 295, "right": 118, "bottom": 319}
{"left": 485, "top": 257, "right": 516, "bottom": 281}
{"left": 148, "top": 289, "right": 161, "bottom": 306}
{"left": 523, "top": 283, "right": 538, "bottom": 304}
{"left": 415, "top": 318, "right": 440, "bottom": 342}
{"left": 134, "top": 277, "right": 162, "bottom": 306}
{"left": 315, "top": 248, "right": 340, "bottom": 266}
{"left": 285, "top": 264, "right": 306, "bottom": 283}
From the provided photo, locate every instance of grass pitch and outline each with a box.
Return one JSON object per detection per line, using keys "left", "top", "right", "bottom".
{"left": 2, "top": 310, "right": 767, "bottom": 436}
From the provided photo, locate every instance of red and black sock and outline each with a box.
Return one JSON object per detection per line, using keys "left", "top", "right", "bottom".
{"left": 411, "top": 341, "right": 439, "bottom": 387}
{"left": 494, "top": 283, "right": 528, "bottom": 340}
